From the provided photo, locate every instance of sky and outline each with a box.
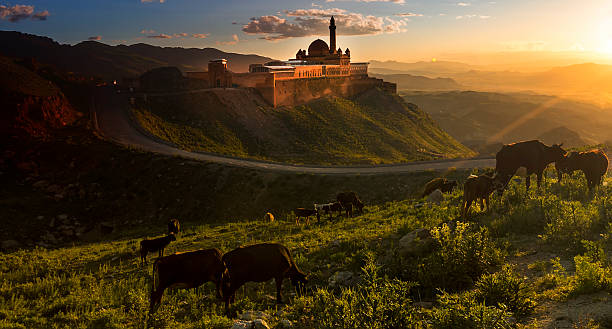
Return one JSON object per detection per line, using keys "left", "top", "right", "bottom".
{"left": 1, "top": 0, "right": 611, "bottom": 64}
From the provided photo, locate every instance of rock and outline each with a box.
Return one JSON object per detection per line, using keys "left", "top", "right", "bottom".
{"left": 48, "top": 217, "right": 55, "bottom": 228}
{"left": 239, "top": 311, "right": 270, "bottom": 321}
{"left": 398, "top": 228, "right": 436, "bottom": 257}
{"left": 231, "top": 320, "right": 252, "bottom": 329}
{"left": 414, "top": 202, "right": 425, "bottom": 208}
{"left": 427, "top": 189, "right": 444, "bottom": 205}
{"left": 252, "top": 319, "right": 270, "bottom": 329}
{"left": 36, "top": 215, "right": 44, "bottom": 220}
{"left": 1, "top": 240, "right": 21, "bottom": 250}
{"left": 328, "top": 271, "right": 358, "bottom": 287}
{"left": 33, "top": 180, "right": 49, "bottom": 188}
{"left": 280, "top": 319, "right": 293, "bottom": 328}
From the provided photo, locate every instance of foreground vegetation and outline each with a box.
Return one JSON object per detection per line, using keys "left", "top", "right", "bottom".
{"left": 2, "top": 168, "right": 612, "bottom": 328}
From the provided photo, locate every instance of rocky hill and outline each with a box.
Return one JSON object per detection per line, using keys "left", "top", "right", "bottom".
{"left": 133, "top": 87, "right": 474, "bottom": 165}
{"left": 0, "top": 31, "right": 272, "bottom": 79}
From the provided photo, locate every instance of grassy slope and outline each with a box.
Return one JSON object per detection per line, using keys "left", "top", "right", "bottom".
{"left": 2, "top": 167, "right": 612, "bottom": 328}
{"left": 134, "top": 88, "right": 474, "bottom": 165}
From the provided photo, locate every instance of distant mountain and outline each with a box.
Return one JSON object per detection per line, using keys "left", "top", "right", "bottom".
{"left": 369, "top": 60, "right": 480, "bottom": 77}
{"left": 370, "top": 73, "right": 462, "bottom": 91}
{"left": 0, "top": 31, "right": 273, "bottom": 79}
{"left": 401, "top": 91, "right": 607, "bottom": 152}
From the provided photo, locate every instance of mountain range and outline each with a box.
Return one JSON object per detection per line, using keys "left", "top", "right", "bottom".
{"left": 0, "top": 31, "right": 272, "bottom": 79}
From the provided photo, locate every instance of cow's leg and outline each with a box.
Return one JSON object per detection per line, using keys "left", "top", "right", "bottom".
{"left": 479, "top": 198, "right": 484, "bottom": 211}
{"left": 537, "top": 172, "right": 543, "bottom": 189}
{"left": 557, "top": 169, "right": 563, "bottom": 183}
{"left": 525, "top": 175, "right": 531, "bottom": 191}
{"left": 464, "top": 199, "right": 473, "bottom": 218}
{"left": 484, "top": 196, "right": 490, "bottom": 212}
{"left": 275, "top": 277, "right": 284, "bottom": 303}
{"left": 150, "top": 286, "right": 165, "bottom": 313}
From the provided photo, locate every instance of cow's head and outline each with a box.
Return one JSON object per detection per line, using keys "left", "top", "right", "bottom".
{"left": 492, "top": 173, "right": 509, "bottom": 196}
{"left": 550, "top": 143, "right": 567, "bottom": 162}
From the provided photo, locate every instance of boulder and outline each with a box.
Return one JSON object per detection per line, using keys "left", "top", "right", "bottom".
{"left": 427, "top": 189, "right": 444, "bottom": 205}
{"left": 231, "top": 320, "right": 252, "bottom": 329}
{"left": 280, "top": 319, "right": 293, "bottom": 328}
{"left": 398, "top": 228, "right": 436, "bottom": 257}
{"left": 328, "top": 271, "right": 359, "bottom": 287}
{"left": 252, "top": 319, "right": 270, "bottom": 329}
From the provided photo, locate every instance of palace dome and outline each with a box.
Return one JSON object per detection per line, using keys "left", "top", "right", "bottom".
{"left": 308, "top": 39, "right": 329, "bottom": 56}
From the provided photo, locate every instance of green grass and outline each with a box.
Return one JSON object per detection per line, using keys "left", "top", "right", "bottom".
{"left": 133, "top": 88, "right": 474, "bottom": 165}
{"left": 2, "top": 168, "right": 612, "bottom": 328}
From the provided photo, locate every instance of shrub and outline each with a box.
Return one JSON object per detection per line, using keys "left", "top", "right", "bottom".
{"left": 304, "top": 253, "right": 420, "bottom": 329}
{"left": 474, "top": 265, "right": 536, "bottom": 317}
{"left": 541, "top": 198, "right": 600, "bottom": 250}
{"left": 428, "top": 291, "right": 512, "bottom": 329}
{"left": 416, "top": 222, "right": 505, "bottom": 292}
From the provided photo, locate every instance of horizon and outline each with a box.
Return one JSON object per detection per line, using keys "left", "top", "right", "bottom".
{"left": 1, "top": 0, "right": 611, "bottom": 68}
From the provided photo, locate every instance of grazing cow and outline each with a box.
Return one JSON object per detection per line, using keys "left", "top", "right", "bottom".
{"left": 140, "top": 234, "right": 176, "bottom": 264}
{"left": 556, "top": 149, "right": 608, "bottom": 190}
{"left": 167, "top": 219, "right": 180, "bottom": 235}
{"left": 421, "top": 178, "right": 458, "bottom": 198}
{"left": 294, "top": 208, "right": 319, "bottom": 224}
{"left": 264, "top": 212, "right": 275, "bottom": 222}
{"left": 462, "top": 174, "right": 499, "bottom": 218}
{"left": 150, "top": 248, "right": 227, "bottom": 312}
{"left": 336, "top": 192, "right": 364, "bottom": 215}
{"left": 327, "top": 202, "right": 343, "bottom": 217}
{"left": 221, "top": 243, "right": 308, "bottom": 313}
{"left": 495, "top": 140, "right": 566, "bottom": 195}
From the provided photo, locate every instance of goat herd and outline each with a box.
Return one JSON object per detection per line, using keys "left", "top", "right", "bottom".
{"left": 138, "top": 140, "right": 608, "bottom": 316}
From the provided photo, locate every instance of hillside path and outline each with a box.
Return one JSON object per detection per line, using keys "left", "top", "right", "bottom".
{"left": 93, "top": 87, "right": 495, "bottom": 174}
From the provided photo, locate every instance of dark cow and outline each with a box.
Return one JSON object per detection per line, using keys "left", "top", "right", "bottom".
{"left": 462, "top": 174, "right": 499, "bottom": 218}
{"left": 336, "top": 192, "right": 364, "bottom": 215}
{"left": 495, "top": 140, "right": 566, "bottom": 195}
{"left": 556, "top": 149, "right": 608, "bottom": 190}
{"left": 328, "top": 202, "right": 343, "bottom": 217}
{"left": 140, "top": 234, "right": 176, "bottom": 264}
{"left": 168, "top": 218, "right": 180, "bottom": 235}
{"left": 150, "top": 248, "right": 227, "bottom": 312}
{"left": 221, "top": 243, "right": 308, "bottom": 313}
{"left": 421, "top": 178, "right": 458, "bottom": 198}
{"left": 294, "top": 208, "right": 319, "bottom": 224}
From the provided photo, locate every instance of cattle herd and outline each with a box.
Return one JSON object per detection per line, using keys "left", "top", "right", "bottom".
{"left": 139, "top": 140, "right": 608, "bottom": 316}
{"left": 437, "top": 140, "right": 608, "bottom": 217}
{"left": 143, "top": 219, "right": 309, "bottom": 314}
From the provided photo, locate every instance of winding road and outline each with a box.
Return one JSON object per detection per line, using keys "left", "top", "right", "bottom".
{"left": 93, "top": 87, "right": 495, "bottom": 174}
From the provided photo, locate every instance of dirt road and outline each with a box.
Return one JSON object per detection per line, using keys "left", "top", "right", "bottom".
{"left": 94, "top": 88, "right": 495, "bottom": 174}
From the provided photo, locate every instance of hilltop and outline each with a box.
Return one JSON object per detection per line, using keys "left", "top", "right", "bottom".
{"left": 370, "top": 73, "right": 462, "bottom": 91}
{"left": 134, "top": 87, "right": 474, "bottom": 165}
{"left": 0, "top": 31, "right": 272, "bottom": 79}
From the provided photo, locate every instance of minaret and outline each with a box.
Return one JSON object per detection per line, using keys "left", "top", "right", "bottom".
{"left": 329, "top": 16, "right": 336, "bottom": 54}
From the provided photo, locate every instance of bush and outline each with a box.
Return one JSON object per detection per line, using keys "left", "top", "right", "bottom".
{"left": 304, "top": 253, "right": 420, "bottom": 329}
{"left": 416, "top": 222, "right": 505, "bottom": 292}
{"left": 541, "top": 198, "right": 600, "bottom": 250}
{"left": 474, "top": 265, "right": 536, "bottom": 317}
{"left": 429, "top": 291, "right": 512, "bottom": 329}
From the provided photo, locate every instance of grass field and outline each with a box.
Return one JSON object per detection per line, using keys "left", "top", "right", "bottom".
{"left": 2, "top": 167, "right": 612, "bottom": 328}
{"left": 133, "top": 88, "right": 474, "bottom": 165}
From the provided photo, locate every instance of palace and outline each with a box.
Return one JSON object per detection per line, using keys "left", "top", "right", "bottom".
{"left": 185, "top": 16, "right": 395, "bottom": 107}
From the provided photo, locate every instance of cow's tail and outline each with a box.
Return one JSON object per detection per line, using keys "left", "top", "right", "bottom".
{"left": 151, "top": 258, "right": 160, "bottom": 293}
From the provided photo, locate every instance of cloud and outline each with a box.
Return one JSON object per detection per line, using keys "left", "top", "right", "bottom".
{"left": 216, "top": 34, "right": 239, "bottom": 45}
{"left": 141, "top": 0, "right": 166, "bottom": 3}
{"left": 192, "top": 33, "right": 209, "bottom": 38}
{"left": 500, "top": 41, "right": 547, "bottom": 51}
{"left": 174, "top": 32, "right": 188, "bottom": 37}
{"left": 243, "top": 8, "right": 404, "bottom": 40}
{"left": 140, "top": 29, "right": 155, "bottom": 34}
{"left": 456, "top": 14, "right": 490, "bottom": 19}
{"left": 147, "top": 33, "right": 172, "bottom": 39}
{"left": 457, "top": 2, "right": 470, "bottom": 6}
{"left": 0, "top": 4, "right": 49, "bottom": 22}
{"left": 396, "top": 12, "right": 423, "bottom": 17}
{"left": 88, "top": 36, "right": 102, "bottom": 41}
